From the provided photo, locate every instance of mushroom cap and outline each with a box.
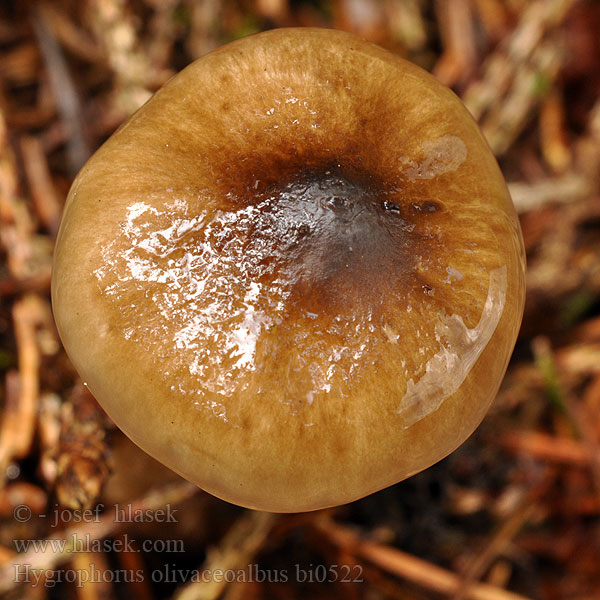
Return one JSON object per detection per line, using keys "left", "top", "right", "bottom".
{"left": 52, "top": 28, "right": 525, "bottom": 512}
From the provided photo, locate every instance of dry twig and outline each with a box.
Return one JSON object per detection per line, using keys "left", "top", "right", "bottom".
{"left": 174, "top": 511, "right": 279, "bottom": 600}
{"left": 314, "top": 518, "right": 533, "bottom": 600}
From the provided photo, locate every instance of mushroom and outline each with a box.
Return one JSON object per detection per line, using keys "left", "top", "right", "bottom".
{"left": 52, "top": 28, "right": 526, "bottom": 512}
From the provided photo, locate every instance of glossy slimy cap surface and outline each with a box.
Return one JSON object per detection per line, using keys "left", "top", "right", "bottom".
{"left": 52, "top": 28, "right": 526, "bottom": 512}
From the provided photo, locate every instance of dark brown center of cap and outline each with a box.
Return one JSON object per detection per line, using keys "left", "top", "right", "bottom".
{"left": 227, "top": 167, "right": 423, "bottom": 315}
